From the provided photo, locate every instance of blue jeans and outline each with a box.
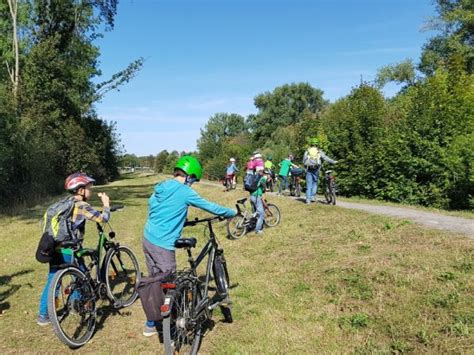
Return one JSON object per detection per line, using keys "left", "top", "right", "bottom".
{"left": 38, "top": 252, "right": 74, "bottom": 317}
{"left": 250, "top": 195, "right": 264, "bottom": 232}
{"left": 305, "top": 169, "right": 320, "bottom": 202}
{"left": 278, "top": 175, "right": 288, "bottom": 193}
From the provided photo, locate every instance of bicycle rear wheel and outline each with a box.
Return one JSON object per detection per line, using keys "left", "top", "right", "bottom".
{"left": 163, "top": 281, "right": 202, "bottom": 355}
{"left": 104, "top": 246, "right": 140, "bottom": 308}
{"left": 48, "top": 267, "right": 96, "bottom": 349}
{"left": 264, "top": 203, "right": 281, "bottom": 227}
{"left": 226, "top": 215, "right": 247, "bottom": 239}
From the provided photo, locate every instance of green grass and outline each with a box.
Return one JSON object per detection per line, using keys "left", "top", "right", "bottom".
{"left": 0, "top": 173, "right": 473, "bottom": 353}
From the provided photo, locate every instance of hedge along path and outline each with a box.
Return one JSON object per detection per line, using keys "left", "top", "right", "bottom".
{"left": 198, "top": 179, "right": 474, "bottom": 238}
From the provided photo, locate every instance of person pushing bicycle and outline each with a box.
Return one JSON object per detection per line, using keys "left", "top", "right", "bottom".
{"left": 142, "top": 155, "right": 237, "bottom": 336}
{"left": 37, "top": 173, "right": 111, "bottom": 326}
{"left": 303, "top": 138, "right": 337, "bottom": 204}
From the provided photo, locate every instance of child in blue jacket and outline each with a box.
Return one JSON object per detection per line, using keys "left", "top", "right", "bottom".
{"left": 142, "top": 155, "right": 236, "bottom": 336}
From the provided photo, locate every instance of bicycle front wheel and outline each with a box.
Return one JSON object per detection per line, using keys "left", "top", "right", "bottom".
{"left": 264, "top": 203, "right": 281, "bottom": 227}
{"left": 163, "top": 281, "right": 202, "bottom": 355}
{"left": 48, "top": 267, "right": 96, "bottom": 349}
{"left": 226, "top": 215, "right": 247, "bottom": 239}
{"left": 295, "top": 183, "right": 301, "bottom": 197}
{"left": 104, "top": 246, "right": 140, "bottom": 308}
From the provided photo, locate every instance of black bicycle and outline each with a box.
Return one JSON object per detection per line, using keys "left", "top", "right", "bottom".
{"left": 289, "top": 167, "right": 305, "bottom": 197}
{"left": 161, "top": 215, "right": 233, "bottom": 355}
{"left": 47, "top": 205, "right": 140, "bottom": 348}
{"left": 324, "top": 170, "right": 337, "bottom": 205}
{"left": 226, "top": 197, "right": 281, "bottom": 239}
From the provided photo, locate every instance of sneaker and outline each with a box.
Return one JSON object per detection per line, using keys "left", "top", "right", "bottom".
{"left": 256, "top": 230, "right": 264, "bottom": 235}
{"left": 37, "top": 315, "right": 50, "bottom": 326}
{"left": 306, "top": 200, "right": 311, "bottom": 205}
{"left": 143, "top": 325, "right": 158, "bottom": 337}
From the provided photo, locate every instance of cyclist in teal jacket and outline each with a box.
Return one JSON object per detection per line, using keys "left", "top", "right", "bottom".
{"left": 142, "top": 155, "right": 237, "bottom": 336}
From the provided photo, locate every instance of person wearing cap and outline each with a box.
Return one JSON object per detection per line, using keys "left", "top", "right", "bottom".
{"left": 250, "top": 166, "right": 268, "bottom": 235}
{"left": 253, "top": 153, "right": 264, "bottom": 171}
{"left": 226, "top": 157, "right": 239, "bottom": 188}
{"left": 37, "top": 173, "right": 110, "bottom": 326}
{"left": 142, "top": 155, "right": 237, "bottom": 336}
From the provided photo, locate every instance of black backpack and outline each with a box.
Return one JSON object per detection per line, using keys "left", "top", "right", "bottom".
{"left": 244, "top": 174, "right": 261, "bottom": 193}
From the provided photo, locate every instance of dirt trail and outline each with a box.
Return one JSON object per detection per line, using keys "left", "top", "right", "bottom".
{"left": 335, "top": 200, "right": 473, "bottom": 238}
{"left": 200, "top": 180, "right": 474, "bottom": 238}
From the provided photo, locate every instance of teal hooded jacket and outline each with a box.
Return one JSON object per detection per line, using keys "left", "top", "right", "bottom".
{"left": 144, "top": 179, "right": 236, "bottom": 250}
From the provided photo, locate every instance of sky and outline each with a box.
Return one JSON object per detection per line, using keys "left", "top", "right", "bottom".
{"left": 95, "top": 0, "right": 437, "bottom": 156}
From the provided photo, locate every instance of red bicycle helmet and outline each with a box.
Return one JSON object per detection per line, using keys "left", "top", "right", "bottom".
{"left": 64, "top": 172, "right": 95, "bottom": 192}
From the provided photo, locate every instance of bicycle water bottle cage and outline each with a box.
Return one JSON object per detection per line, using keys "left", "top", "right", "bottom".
{"left": 175, "top": 238, "right": 197, "bottom": 249}
{"left": 237, "top": 198, "right": 247, "bottom": 204}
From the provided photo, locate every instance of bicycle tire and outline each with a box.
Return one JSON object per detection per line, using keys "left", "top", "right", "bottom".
{"left": 226, "top": 215, "right": 247, "bottom": 239}
{"left": 295, "top": 183, "right": 301, "bottom": 197}
{"left": 104, "top": 246, "right": 140, "bottom": 308}
{"left": 163, "top": 281, "right": 202, "bottom": 355}
{"left": 48, "top": 267, "right": 96, "bottom": 349}
{"left": 213, "top": 252, "right": 230, "bottom": 297}
{"left": 330, "top": 186, "right": 336, "bottom": 205}
{"left": 324, "top": 188, "right": 332, "bottom": 204}
{"left": 264, "top": 203, "right": 281, "bottom": 227}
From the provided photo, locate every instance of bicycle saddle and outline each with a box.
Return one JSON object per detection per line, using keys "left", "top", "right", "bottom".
{"left": 175, "top": 238, "right": 197, "bottom": 249}
{"left": 237, "top": 198, "right": 247, "bottom": 204}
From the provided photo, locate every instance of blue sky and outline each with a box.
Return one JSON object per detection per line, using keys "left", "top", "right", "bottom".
{"left": 95, "top": 0, "right": 437, "bottom": 156}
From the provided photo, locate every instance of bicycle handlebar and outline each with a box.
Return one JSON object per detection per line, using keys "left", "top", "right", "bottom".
{"left": 110, "top": 205, "right": 124, "bottom": 212}
{"left": 184, "top": 215, "right": 225, "bottom": 227}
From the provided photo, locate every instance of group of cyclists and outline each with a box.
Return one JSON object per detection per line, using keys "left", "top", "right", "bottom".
{"left": 224, "top": 137, "right": 338, "bottom": 205}
{"left": 37, "top": 139, "right": 337, "bottom": 348}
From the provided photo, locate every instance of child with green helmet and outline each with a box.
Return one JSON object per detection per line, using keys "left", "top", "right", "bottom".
{"left": 142, "top": 155, "right": 236, "bottom": 336}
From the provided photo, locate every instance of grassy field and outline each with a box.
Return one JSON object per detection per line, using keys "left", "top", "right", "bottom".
{"left": 0, "top": 173, "right": 473, "bottom": 353}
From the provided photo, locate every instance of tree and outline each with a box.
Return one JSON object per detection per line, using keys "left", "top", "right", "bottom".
{"left": 249, "top": 83, "right": 327, "bottom": 145}
{"left": 419, "top": 0, "right": 474, "bottom": 74}
{"left": 154, "top": 150, "right": 169, "bottom": 173}
{"left": 197, "top": 113, "right": 246, "bottom": 162}
{"left": 375, "top": 59, "right": 416, "bottom": 88}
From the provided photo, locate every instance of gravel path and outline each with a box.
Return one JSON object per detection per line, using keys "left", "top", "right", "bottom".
{"left": 200, "top": 180, "right": 474, "bottom": 238}
{"left": 335, "top": 200, "right": 474, "bottom": 238}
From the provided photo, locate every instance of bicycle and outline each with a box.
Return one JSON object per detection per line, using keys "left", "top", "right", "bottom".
{"left": 226, "top": 197, "right": 281, "bottom": 239}
{"left": 161, "top": 215, "right": 233, "bottom": 355}
{"left": 264, "top": 169, "right": 276, "bottom": 192}
{"left": 324, "top": 170, "right": 337, "bottom": 205}
{"left": 223, "top": 173, "right": 236, "bottom": 191}
{"left": 289, "top": 167, "right": 305, "bottom": 198}
{"left": 47, "top": 205, "right": 140, "bottom": 348}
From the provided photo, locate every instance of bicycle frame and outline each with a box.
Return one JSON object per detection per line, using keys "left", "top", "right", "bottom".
{"left": 59, "top": 215, "right": 123, "bottom": 301}
{"left": 164, "top": 217, "right": 224, "bottom": 320}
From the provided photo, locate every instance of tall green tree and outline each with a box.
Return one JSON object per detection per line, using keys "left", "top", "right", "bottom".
{"left": 197, "top": 113, "right": 247, "bottom": 162}
{"left": 248, "top": 83, "right": 327, "bottom": 146}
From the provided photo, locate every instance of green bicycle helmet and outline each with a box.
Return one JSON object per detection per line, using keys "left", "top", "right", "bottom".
{"left": 175, "top": 155, "right": 203, "bottom": 181}
{"left": 309, "top": 137, "right": 319, "bottom": 146}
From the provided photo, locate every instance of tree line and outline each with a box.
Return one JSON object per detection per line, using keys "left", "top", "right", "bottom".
{"left": 151, "top": 0, "right": 472, "bottom": 210}
{"left": 0, "top": 0, "right": 142, "bottom": 208}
